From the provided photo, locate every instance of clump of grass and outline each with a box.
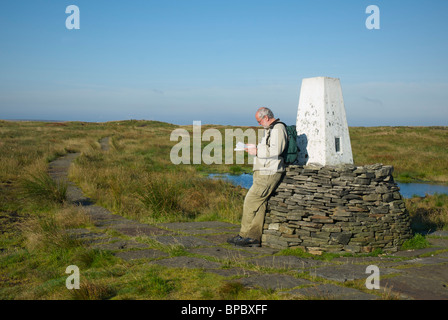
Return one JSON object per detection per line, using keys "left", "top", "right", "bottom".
{"left": 68, "top": 280, "right": 116, "bottom": 300}
{"left": 55, "top": 205, "right": 92, "bottom": 229}
{"left": 20, "top": 213, "right": 79, "bottom": 252}
{"left": 218, "top": 281, "right": 247, "bottom": 299}
{"left": 137, "top": 173, "right": 184, "bottom": 219}
{"left": 405, "top": 193, "right": 448, "bottom": 232}
{"left": 122, "top": 268, "right": 177, "bottom": 299}
{"left": 230, "top": 165, "right": 243, "bottom": 174}
{"left": 18, "top": 171, "right": 67, "bottom": 204}
{"left": 72, "top": 249, "right": 117, "bottom": 269}
{"left": 401, "top": 233, "right": 430, "bottom": 250}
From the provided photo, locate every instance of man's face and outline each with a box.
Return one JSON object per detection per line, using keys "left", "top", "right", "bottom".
{"left": 255, "top": 113, "right": 268, "bottom": 128}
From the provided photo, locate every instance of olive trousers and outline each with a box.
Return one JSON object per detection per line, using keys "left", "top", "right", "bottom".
{"left": 239, "top": 171, "right": 284, "bottom": 241}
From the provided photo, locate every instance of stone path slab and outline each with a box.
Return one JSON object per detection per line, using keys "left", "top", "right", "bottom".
{"left": 152, "top": 235, "right": 215, "bottom": 248}
{"left": 206, "top": 268, "right": 259, "bottom": 278}
{"left": 149, "top": 256, "right": 222, "bottom": 269}
{"left": 188, "top": 247, "right": 262, "bottom": 261}
{"left": 65, "top": 228, "right": 105, "bottom": 241}
{"left": 248, "top": 255, "right": 326, "bottom": 271}
{"left": 113, "top": 224, "right": 173, "bottom": 237}
{"left": 90, "top": 239, "right": 149, "bottom": 251}
{"left": 284, "top": 284, "right": 378, "bottom": 300}
{"left": 159, "top": 221, "right": 238, "bottom": 232}
{"left": 403, "top": 255, "right": 448, "bottom": 265}
{"left": 199, "top": 234, "right": 236, "bottom": 245}
{"left": 312, "top": 264, "right": 402, "bottom": 283}
{"left": 381, "top": 264, "right": 448, "bottom": 300}
{"left": 391, "top": 247, "right": 445, "bottom": 258}
{"left": 114, "top": 249, "right": 169, "bottom": 261}
{"left": 233, "top": 274, "right": 313, "bottom": 291}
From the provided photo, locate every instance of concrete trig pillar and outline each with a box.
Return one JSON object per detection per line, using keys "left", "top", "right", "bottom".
{"left": 296, "top": 77, "right": 354, "bottom": 166}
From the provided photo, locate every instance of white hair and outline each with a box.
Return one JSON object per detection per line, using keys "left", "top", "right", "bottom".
{"left": 257, "top": 107, "right": 274, "bottom": 119}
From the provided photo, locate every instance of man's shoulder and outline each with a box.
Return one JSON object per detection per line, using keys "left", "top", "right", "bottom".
{"left": 272, "top": 121, "right": 287, "bottom": 133}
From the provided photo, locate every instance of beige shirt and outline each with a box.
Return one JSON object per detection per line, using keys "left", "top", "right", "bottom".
{"left": 253, "top": 122, "right": 287, "bottom": 174}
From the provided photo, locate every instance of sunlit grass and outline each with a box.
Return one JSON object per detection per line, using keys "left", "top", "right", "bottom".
{"left": 350, "top": 126, "right": 448, "bottom": 183}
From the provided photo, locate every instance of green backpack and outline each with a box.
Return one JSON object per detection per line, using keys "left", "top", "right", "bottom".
{"left": 269, "top": 121, "right": 299, "bottom": 164}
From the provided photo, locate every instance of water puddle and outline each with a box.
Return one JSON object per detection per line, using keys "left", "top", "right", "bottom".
{"left": 208, "top": 173, "right": 448, "bottom": 198}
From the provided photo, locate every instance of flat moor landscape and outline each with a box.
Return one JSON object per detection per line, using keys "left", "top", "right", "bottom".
{"left": 0, "top": 120, "right": 447, "bottom": 299}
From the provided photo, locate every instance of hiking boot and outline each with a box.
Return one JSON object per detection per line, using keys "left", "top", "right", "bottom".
{"left": 227, "top": 235, "right": 243, "bottom": 245}
{"left": 234, "top": 237, "right": 261, "bottom": 247}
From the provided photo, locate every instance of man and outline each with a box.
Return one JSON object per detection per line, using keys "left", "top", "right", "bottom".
{"left": 228, "top": 107, "right": 287, "bottom": 247}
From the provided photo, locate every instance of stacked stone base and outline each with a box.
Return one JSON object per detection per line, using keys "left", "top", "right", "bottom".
{"left": 262, "top": 164, "right": 413, "bottom": 254}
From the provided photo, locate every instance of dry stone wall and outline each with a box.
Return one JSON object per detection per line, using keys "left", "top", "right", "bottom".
{"left": 262, "top": 164, "right": 413, "bottom": 253}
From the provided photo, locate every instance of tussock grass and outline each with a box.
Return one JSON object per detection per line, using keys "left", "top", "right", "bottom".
{"left": 18, "top": 170, "right": 67, "bottom": 204}
{"left": 19, "top": 213, "right": 77, "bottom": 252}
{"left": 68, "top": 280, "right": 117, "bottom": 300}
{"left": 405, "top": 193, "right": 448, "bottom": 232}
{"left": 218, "top": 281, "right": 247, "bottom": 299}
{"left": 401, "top": 233, "right": 430, "bottom": 250}
{"left": 55, "top": 205, "right": 92, "bottom": 229}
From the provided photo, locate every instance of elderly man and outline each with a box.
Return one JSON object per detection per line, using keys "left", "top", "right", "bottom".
{"left": 228, "top": 107, "right": 287, "bottom": 247}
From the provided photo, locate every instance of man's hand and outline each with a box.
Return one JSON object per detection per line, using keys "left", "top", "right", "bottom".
{"left": 245, "top": 144, "right": 257, "bottom": 156}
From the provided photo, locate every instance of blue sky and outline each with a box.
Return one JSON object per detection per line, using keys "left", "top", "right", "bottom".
{"left": 0, "top": 0, "right": 447, "bottom": 126}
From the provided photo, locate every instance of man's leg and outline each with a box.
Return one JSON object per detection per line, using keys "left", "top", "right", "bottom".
{"left": 239, "top": 171, "right": 283, "bottom": 241}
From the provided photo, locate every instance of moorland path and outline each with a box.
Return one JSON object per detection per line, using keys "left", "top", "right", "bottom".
{"left": 47, "top": 137, "right": 448, "bottom": 300}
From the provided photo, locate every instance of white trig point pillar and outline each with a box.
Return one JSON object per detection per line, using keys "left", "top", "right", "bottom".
{"left": 296, "top": 77, "right": 354, "bottom": 166}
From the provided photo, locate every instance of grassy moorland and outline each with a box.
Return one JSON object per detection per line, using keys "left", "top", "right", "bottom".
{"left": 349, "top": 126, "right": 448, "bottom": 183}
{"left": 0, "top": 120, "right": 447, "bottom": 299}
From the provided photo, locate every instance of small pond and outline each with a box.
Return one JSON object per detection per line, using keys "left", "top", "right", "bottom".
{"left": 208, "top": 173, "right": 448, "bottom": 198}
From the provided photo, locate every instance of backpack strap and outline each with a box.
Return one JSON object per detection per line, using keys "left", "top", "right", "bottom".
{"left": 266, "top": 120, "right": 286, "bottom": 143}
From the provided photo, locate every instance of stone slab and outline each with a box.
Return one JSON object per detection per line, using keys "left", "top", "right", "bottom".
{"left": 114, "top": 249, "right": 169, "bottom": 261}
{"left": 427, "top": 230, "right": 448, "bottom": 237}
{"left": 232, "top": 246, "right": 279, "bottom": 256}
{"left": 159, "top": 221, "right": 239, "bottom": 233}
{"left": 113, "top": 224, "right": 172, "bottom": 237}
{"left": 403, "top": 256, "right": 448, "bottom": 265}
{"left": 90, "top": 240, "right": 149, "bottom": 251}
{"left": 66, "top": 186, "right": 94, "bottom": 206}
{"left": 382, "top": 264, "right": 448, "bottom": 300}
{"left": 188, "top": 247, "right": 261, "bottom": 261}
{"left": 84, "top": 205, "right": 125, "bottom": 220}
{"left": 153, "top": 235, "right": 215, "bottom": 248}
{"left": 391, "top": 247, "right": 444, "bottom": 258}
{"left": 200, "top": 234, "right": 237, "bottom": 245}
{"left": 428, "top": 238, "right": 448, "bottom": 248}
{"left": 66, "top": 228, "right": 106, "bottom": 241}
{"left": 284, "top": 283, "right": 378, "bottom": 300}
{"left": 312, "top": 264, "right": 402, "bottom": 283}
{"left": 248, "top": 255, "right": 326, "bottom": 270}
{"left": 331, "top": 256, "right": 399, "bottom": 265}
{"left": 205, "top": 268, "right": 259, "bottom": 278}
{"left": 149, "top": 256, "right": 221, "bottom": 269}
{"left": 234, "top": 274, "right": 313, "bottom": 290}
